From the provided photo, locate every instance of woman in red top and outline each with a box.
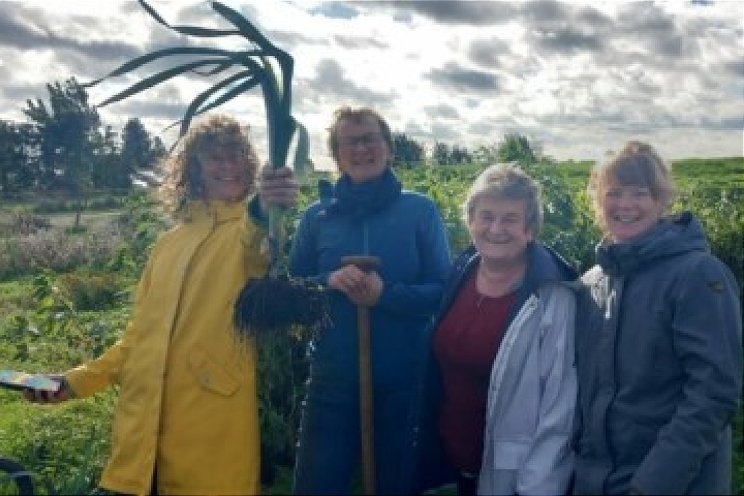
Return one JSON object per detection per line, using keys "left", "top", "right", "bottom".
{"left": 426, "top": 163, "right": 577, "bottom": 495}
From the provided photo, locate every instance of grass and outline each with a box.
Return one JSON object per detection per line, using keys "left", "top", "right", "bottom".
{"left": 0, "top": 278, "right": 34, "bottom": 315}
{"left": 0, "top": 398, "right": 26, "bottom": 434}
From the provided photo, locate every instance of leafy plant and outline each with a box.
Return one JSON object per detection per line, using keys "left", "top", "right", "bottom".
{"left": 57, "top": 272, "right": 123, "bottom": 311}
{"left": 84, "top": 0, "right": 309, "bottom": 273}
{"left": 109, "top": 189, "right": 169, "bottom": 276}
{"left": 84, "top": 0, "right": 326, "bottom": 336}
{"left": 256, "top": 329, "right": 309, "bottom": 485}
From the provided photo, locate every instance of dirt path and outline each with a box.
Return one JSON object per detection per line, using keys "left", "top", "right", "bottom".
{"left": 44, "top": 210, "right": 123, "bottom": 229}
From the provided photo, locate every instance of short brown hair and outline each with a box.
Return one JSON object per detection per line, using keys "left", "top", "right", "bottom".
{"left": 588, "top": 140, "right": 675, "bottom": 231}
{"left": 326, "top": 106, "right": 394, "bottom": 165}
{"left": 159, "top": 114, "right": 258, "bottom": 217}
{"left": 464, "top": 163, "right": 543, "bottom": 236}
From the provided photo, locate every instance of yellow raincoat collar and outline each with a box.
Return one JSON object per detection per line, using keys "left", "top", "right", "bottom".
{"left": 186, "top": 199, "right": 245, "bottom": 224}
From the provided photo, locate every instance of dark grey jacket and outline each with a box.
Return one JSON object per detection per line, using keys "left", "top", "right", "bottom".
{"left": 574, "top": 212, "right": 742, "bottom": 495}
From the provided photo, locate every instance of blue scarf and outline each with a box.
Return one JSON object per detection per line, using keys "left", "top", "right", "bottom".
{"left": 320, "top": 168, "right": 402, "bottom": 221}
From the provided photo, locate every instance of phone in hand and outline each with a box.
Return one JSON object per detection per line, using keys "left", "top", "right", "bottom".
{"left": 0, "top": 369, "right": 61, "bottom": 393}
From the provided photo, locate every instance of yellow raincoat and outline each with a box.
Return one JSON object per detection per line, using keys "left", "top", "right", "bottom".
{"left": 65, "top": 200, "right": 267, "bottom": 495}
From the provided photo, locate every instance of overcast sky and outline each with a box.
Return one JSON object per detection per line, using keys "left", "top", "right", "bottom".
{"left": 0, "top": 0, "right": 741, "bottom": 169}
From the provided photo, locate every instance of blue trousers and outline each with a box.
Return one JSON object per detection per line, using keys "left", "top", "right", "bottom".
{"left": 292, "top": 384, "right": 413, "bottom": 495}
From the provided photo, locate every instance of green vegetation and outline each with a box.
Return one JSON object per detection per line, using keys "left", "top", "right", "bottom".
{"left": 672, "top": 157, "right": 744, "bottom": 188}
{"left": 0, "top": 157, "right": 742, "bottom": 494}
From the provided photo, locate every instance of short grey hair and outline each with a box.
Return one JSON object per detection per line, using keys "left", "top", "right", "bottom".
{"left": 463, "top": 163, "right": 543, "bottom": 235}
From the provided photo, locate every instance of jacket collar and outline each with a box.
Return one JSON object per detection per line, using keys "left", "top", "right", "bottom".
{"left": 436, "top": 242, "right": 577, "bottom": 322}
{"left": 596, "top": 211, "right": 707, "bottom": 276}
{"left": 457, "top": 242, "right": 577, "bottom": 292}
{"left": 186, "top": 200, "right": 245, "bottom": 224}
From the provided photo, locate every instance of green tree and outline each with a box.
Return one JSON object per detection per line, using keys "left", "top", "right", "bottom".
{"left": 472, "top": 144, "right": 498, "bottom": 165}
{"left": 432, "top": 141, "right": 451, "bottom": 166}
{"left": 120, "top": 118, "right": 169, "bottom": 189}
{"left": 92, "top": 125, "right": 131, "bottom": 190}
{"left": 23, "top": 78, "right": 101, "bottom": 226}
{"left": 392, "top": 132, "right": 424, "bottom": 167}
{"left": 0, "top": 120, "right": 35, "bottom": 193}
{"left": 121, "top": 118, "right": 154, "bottom": 171}
{"left": 496, "top": 133, "right": 537, "bottom": 164}
{"left": 450, "top": 145, "right": 472, "bottom": 165}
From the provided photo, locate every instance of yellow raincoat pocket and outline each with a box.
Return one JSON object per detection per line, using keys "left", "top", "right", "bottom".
{"left": 189, "top": 346, "right": 241, "bottom": 397}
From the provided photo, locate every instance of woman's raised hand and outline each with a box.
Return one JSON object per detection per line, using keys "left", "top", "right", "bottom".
{"left": 257, "top": 165, "right": 299, "bottom": 212}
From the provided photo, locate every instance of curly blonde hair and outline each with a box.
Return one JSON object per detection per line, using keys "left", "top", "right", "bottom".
{"left": 158, "top": 114, "right": 258, "bottom": 217}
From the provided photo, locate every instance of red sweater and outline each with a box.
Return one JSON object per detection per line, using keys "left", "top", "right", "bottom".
{"left": 432, "top": 272, "right": 517, "bottom": 472}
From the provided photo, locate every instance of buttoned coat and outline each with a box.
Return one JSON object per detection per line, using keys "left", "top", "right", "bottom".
{"left": 65, "top": 201, "right": 267, "bottom": 496}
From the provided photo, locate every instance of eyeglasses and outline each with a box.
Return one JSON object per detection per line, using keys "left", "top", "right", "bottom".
{"left": 337, "top": 132, "right": 384, "bottom": 148}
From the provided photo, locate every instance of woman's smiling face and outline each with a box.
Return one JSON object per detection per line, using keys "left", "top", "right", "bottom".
{"left": 468, "top": 196, "right": 534, "bottom": 267}
{"left": 600, "top": 181, "right": 664, "bottom": 243}
{"left": 198, "top": 150, "right": 252, "bottom": 202}
{"left": 334, "top": 115, "right": 391, "bottom": 184}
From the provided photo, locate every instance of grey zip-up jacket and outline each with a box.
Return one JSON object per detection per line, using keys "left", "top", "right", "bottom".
{"left": 402, "top": 242, "right": 578, "bottom": 495}
{"left": 478, "top": 280, "right": 577, "bottom": 496}
{"left": 574, "top": 212, "right": 742, "bottom": 495}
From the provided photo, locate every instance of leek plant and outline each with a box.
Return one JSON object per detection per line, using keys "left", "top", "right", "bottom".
{"left": 85, "top": 0, "right": 328, "bottom": 337}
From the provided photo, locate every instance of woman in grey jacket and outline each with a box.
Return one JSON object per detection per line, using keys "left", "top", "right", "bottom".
{"left": 574, "top": 141, "right": 742, "bottom": 495}
{"left": 409, "top": 164, "right": 578, "bottom": 496}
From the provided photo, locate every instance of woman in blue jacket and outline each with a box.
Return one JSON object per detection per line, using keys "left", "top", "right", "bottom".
{"left": 289, "top": 106, "right": 452, "bottom": 495}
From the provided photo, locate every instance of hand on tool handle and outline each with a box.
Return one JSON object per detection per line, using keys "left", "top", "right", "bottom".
{"left": 328, "top": 266, "right": 383, "bottom": 307}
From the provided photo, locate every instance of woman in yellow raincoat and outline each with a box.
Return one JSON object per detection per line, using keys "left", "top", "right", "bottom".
{"left": 24, "top": 114, "right": 298, "bottom": 495}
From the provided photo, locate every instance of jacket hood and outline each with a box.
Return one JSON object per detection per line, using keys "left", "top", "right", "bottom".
{"left": 524, "top": 242, "right": 578, "bottom": 287}
{"left": 596, "top": 211, "right": 709, "bottom": 276}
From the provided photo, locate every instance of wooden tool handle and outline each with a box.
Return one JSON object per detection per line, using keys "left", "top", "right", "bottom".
{"left": 341, "top": 255, "right": 381, "bottom": 273}
{"left": 358, "top": 305, "right": 375, "bottom": 495}
{"left": 339, "top": 254, "right": 381, "bottom": 495}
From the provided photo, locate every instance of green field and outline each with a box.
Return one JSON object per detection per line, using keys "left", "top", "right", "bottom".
{"left": 0, "top": 157, "right": 742, "bottom": 494}
{"left": 553, "top": 156, "right": 744, "bottom": 189}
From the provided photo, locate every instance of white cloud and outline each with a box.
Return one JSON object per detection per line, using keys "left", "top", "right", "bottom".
{"left": 0, "top": 0, "right": 741, "bottom": 172}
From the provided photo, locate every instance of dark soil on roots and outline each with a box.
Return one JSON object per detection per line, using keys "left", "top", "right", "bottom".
{"left": 233, "top": 275, "right": 331, "bottom": 338}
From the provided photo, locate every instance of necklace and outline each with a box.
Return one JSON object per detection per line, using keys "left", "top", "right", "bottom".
{"left": 476, "top": 293, "right": 487, "bottom": 308}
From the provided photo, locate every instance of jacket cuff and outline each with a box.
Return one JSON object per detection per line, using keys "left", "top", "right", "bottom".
{"left": 64, "top": 367, "right": 106, "bottom": 399}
